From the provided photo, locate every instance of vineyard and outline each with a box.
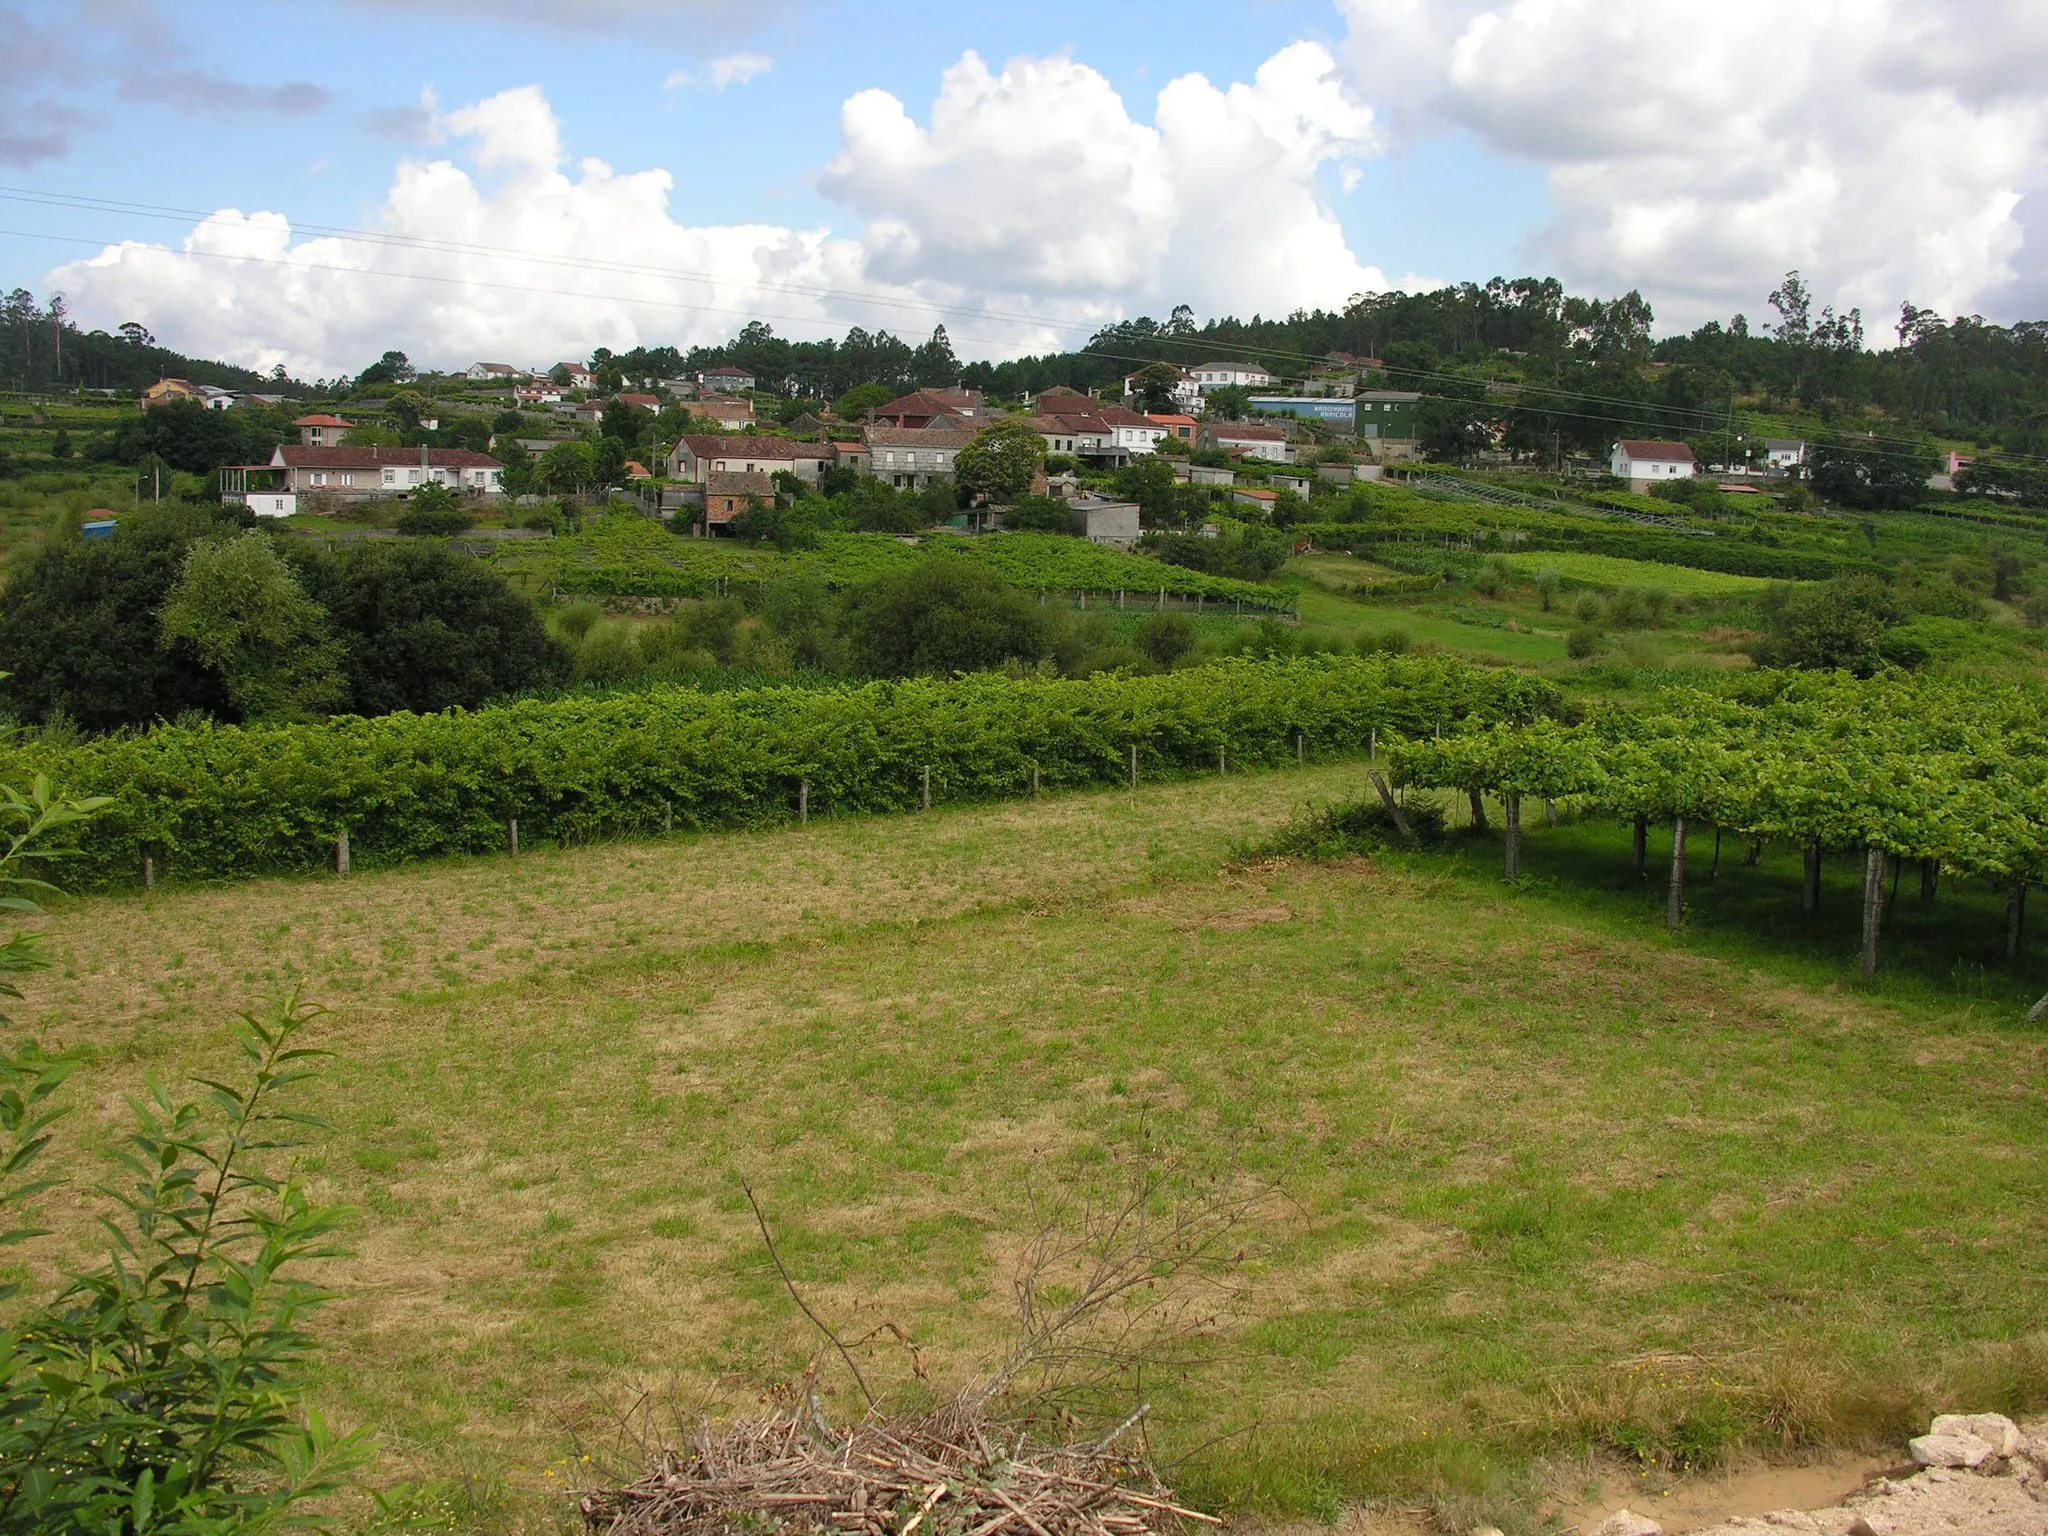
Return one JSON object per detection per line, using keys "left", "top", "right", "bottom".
{"left": 8, "top": 655, "right": 1551, "bottom": 890}
{"left": 484, "top": 519, "right": 1293, "bottom": 610}
{"left": 1386, "top": 670, "right": 2048, "bottom": 974}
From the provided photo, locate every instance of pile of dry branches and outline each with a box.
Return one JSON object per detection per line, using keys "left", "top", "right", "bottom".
{"left": 577, "top": 1398, "right": 1218, "bottom": 1536}
{"left": 579, "top": 1152, "right": 1274, "bottom": 1536}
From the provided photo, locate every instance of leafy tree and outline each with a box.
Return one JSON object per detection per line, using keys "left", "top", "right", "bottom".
{"left": 911, "top": 324, "right": 959, "bottom": 388}
{"left": 1809, "top": 439, "right": 1938, "bottom": 510}
{"left": 394, "top": 482, "right": 475, "bottom": 535}
{"left": 1003, "top": 495, "right": 1074, "bottom": 534}
{"left": 0, "top": 507, "right": 238, "bottom": 728}
{"left": 953, "top": 418, "right": 1045, "bottom": 504}
{"left": 48, "top": 428, "right": 70, "bottom": 459}
{"left": 1204, "top": 385, "right": 1252, "bottom": 420}
{"left": 1130, "top": 362, "right": 1187, "bottom": 414}
{"left": 1417, "top": 380, "right": 1492, "bottom": 462}
{"left": 834, "top": 382, "right": 897, "bottom": 419}
{"left": 1112, "top": 456, "right": 1178, "bottom": 525}
{"left": 354, "top": 348, "right": 414, "bottom": 390}
{"left": 290, "top": 541, "right": 571, "bottom": 714}
{"left": 386, "top": 387, "right": 431, "bottom": 429}
{"left": 538, "top": 439, "right": 597, "bottom": 494}
{"left": 1133, "top": 612, "right": 1195, "bottom": 667}
{"left": 491, "top": 408, "right": 525, "bottom": 435}
{"left": 1751, "top": 576, "right": 1920, "bottom": 675}
{"left": 756, "top": 571, "right": 845, "bottom": 669}
{"left": 496, "top": 438, "right": 537, "bottom": 498}
{"left": 601, "top": 396, "right": 653, "bottom": 454}
{"left": 108, "top": 399, "right": 290, "bottom": 474}
{"left": 839, "top": 478, "right": 925, "bottom": 534}
{"left": 840, "top": 559, "right": 1055, "bottom": 676}
{"left": 731, "top": 494, "right": 826, "bottom": 553}
{"left": 593, "top": 435, "right": 627, "bottom": 486}
{"left": 159, "top": 532, "right": 347, "bottom": 720}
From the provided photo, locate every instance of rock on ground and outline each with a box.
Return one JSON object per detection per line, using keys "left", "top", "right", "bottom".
{"left": 1672, "top": 1413, "right": 2047, "bottom": 1536}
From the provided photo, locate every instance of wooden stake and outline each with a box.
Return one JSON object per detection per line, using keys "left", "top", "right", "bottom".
{"left": 335, "top": 830, "right": 350, "bottom": 877}
{"left": 1860, "top": 844, "right": 1885, "bottom": 975}
{"left": 1504, "top": 792, "right": 1521, "bottom": 878}
{"left": 1921, "top": 857, "right": 1938, "bottom": 902}
{"left": 1129, "top": 743, "right": 1138, "bottom": 790}
{"left": 922, "top": 765, "right": 931, "bottom": 812}
{"left": 2009, "top": 880, "right": 2028, "bottom": 961}
{"left": 1368, "top": 770, "right": 1412, "bottom": 840}
{"left": 1710, "top": 824, "right": 1722, "bottom": 879}
{"left": 1803, "top": 840, "right": 1821, "bottom": 915}
{"left": 1667, "top": 815, "right": 1687, "bottom": 928}
{"left": 1632, "top": 815, "right": 1648, "bottom": 878}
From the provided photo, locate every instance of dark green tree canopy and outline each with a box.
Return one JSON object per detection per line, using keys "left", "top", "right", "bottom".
{"left": 839, "top": 559, "right": 1055, "bottom": 677}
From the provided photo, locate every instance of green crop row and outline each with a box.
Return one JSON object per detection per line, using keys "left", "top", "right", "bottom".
{"left": 491, "top": 519, "right": 1291, "bottom": 608}
{"left": 8, "top": 656, "right": 1555, "bottom": 891}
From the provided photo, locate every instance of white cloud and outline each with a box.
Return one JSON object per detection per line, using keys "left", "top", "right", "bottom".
{"left": 663, "top": 52, "right": 773, "bottom": 91}
{"left": 820, "top": 41, "right": 1391, "bottom": 320}
{"left": 1335, "top": 0, "right": 2048, "bottom": 328}
{"left": 49, "top": 47, "right": 1402, "bottom": 378}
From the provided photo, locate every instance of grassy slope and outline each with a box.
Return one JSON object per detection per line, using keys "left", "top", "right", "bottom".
{"left": 1498, "top": 550, "right": 1780, "bottom": 596}
{"left": 17, "top": 765, "right": 2047, "bottom": 1528}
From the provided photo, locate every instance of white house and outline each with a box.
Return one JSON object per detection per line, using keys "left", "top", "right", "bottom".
{"left": 1097, "top": 406, "right": 1169, "bottom": 456}
{"left": 270, "top": 444, "right": 503, "bottom": 499}
{"left": 1764, "top": 439, "right": 1806, "bottom": 471}
{"left": 1197, "top": 421, "right": 1295, "bottom": 464}
{"left": 1188, "top": 360, "right": 1274, "bottom": 393}
{"left": 1611, "top": 439, "right": 1696, "bottom": 483}
{"left": 514, "top": 384, "right": 563, "bottom": 406}
{"left": 466, "top": 362, "right": 524, "bottom": 382}
{"left": 552, "top": 362, "right": 597, "bottom": 390}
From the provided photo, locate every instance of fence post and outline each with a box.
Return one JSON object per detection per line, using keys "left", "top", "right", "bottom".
{"left": 508, "top": 817, "right": 519, "bottom": 855}
{"left": 143, "top": 855, "right": 155, "bottom": 891}
{"left": 922, "top": 765, "right": 931, "bottom": 812}
{"left": 1157, "top": 587, "right": 1164, "bottom": 611}
{"left": 1803, "top": 840, "right": 1821, "bottom": 915}
{"left": 335, "top": 830, "right": 350, "bottom": 877}
{"left": 799, "top": 780, "right": 809, "bottom": 827}
{"left": 1295, "top": 731, "right": 1303, "bottom": 764}
{"left": 1504, "top": 792, "right": 1522, "bottom": 879}
{"left": 1129, "top": 743, "right": 1138, "bottom": 790}
{"left": 1031, "top": 762, "right": 1040, "bottom": 799}
{"left": 664, "top": 803, "right": 674, "bottom": 836}
{"left": 1369, "top": 727, "right": 1377, "bottom": 759}
{"left": 1218, "top": 748, "right": 1226, "bottom": 775}
{"left": 1861, "top": 845, "right": 1885, "bottom": 974}
{"left": 1667, "top": 815, "right": 1687, "bottom": 929}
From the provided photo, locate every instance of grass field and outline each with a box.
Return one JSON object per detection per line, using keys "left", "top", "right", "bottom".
{"left": 13, "top": 764, "right": 2048, "bottom": 1533}
{"left": 1498, "top": 552, "right": 1780, "bottom": 597}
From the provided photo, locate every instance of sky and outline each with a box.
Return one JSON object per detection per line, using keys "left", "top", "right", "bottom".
{"left": 2, "top": 0, "right": 2046, "bottom": 379}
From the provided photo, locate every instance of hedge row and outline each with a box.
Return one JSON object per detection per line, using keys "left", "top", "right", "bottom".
{"left": 10, "top": 657, "right": 1558, "bottom": 891}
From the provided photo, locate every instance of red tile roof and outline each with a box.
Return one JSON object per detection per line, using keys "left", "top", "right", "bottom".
{"left": 616, "top": 393, "right": 660, "bottom": 410}
{"left": 864, "top": 424, "right": 976, "bottom": 448}
{"left": 293, "top": 414, "right": 353, "bottom": 427}
{"left": 676, "top": 434, "right": 831, "bottom": 460}
{"left": 1616, "top": 439, "right": 1696, "bottom": 461}
{"left": 1206, "top": 421, "right": 1289, "bottom": 440}
{"left": 1147, "top": 413, "right": 1198, "bottom": 427}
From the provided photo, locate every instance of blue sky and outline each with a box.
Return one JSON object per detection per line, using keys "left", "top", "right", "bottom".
{"left": 3, "top": 0, "right": 2040, "bottom": 375}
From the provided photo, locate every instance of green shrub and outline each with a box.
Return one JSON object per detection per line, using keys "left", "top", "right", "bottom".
{"left": 1566, "top": 624, "right": 1605, "bottom": 659}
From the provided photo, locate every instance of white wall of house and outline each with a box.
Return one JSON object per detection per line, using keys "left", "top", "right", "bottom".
{"left": 247, "top": 493, "right": 297, "bottom": 518}
{"left": 1111, "top": 424, "right": 1166, "bottom": 454}
{"left": 1610, "top": 446, "right": 1696, "bottom": 480}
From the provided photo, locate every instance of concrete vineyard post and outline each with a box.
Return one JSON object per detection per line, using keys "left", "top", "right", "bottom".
{"left": 1031, "top": 762, "right": 1040, "bottom": 799}
{"left": 664, "top": 803, "right": 674, "bottom": 836}
{"left": 1803, "top": 841, "right": 1822, "bottom": 915}
{"left": 922, "top": 765, "right": 931, "bottom": 812}
{"left": 1667, "top": 815, "right": 1687, "bottom": 929}
{"left": 335, "top": 830, "right": 350, "bottom": 877}
{"left": 508, "top": 817, "right": 519, "bottom": 855}
{"left": 1295, "top": 731, "right": 1303, "bottom": 764}
{"left": 142, "top": 855, "right": 154, "bottom": 891}
{"left": 1129, "top": 743, "right": 1138, "bottom": 790}
{"left": 1218, "top": 749, "right": 1226, "bottom": 775}
{"left": 1861, "top": 845, "right": 1886, "bottom": 975}
{"left": 1369, "top": 727, "right": 1377, "bottom": 759}
{"left": 1504, "top": 792, "right": 1522, "bottom": 879}
{"left": 799, "top": 780, "right": 808, "bottom": 827}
